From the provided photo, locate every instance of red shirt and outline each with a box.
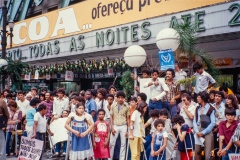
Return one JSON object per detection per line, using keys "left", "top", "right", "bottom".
{"left": 218, "top": 120, "right": 238, "bottom": 145}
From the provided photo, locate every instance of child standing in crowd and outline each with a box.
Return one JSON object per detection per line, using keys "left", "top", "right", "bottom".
{"left": 65, "top": 102, "right": 94, "bottom": 160}
{"left": 129, "top": 101, "right": 148, "bottom": 160}
{"left": 149, "top": 119, "right": 168, "bottom": 160}
{"left": 172, "top": 115, "right": 195, "bottom": 160}
{"left": 217, "top": 107, "right": 238, "bottom": 160}
{"left": 144, "top": 109, "right": 159, "bottom": 158}
{"left": 93, "top": 109, "right": 110, "bottom": 160}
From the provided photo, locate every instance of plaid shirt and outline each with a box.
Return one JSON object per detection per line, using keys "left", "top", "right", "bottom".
{"left": 232, "top": 123, "right": 240, "bottom": 143}
{"left": 163, "top": 80, "right": 180, "bottom": 102}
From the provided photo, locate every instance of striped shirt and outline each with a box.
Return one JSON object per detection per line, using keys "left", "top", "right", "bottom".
{"left": 163, "top": 80, "right": 180, "bottom": 102}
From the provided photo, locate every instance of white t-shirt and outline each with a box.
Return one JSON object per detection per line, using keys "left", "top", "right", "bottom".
{"left": 180, "top": 104, "right": 197, "bottom": 128}
{"left": 53, "top": 98, "right": 69, "bottom": 117}
{"left": 34, "top": 112, "right": 47, "bottom": 133}
{"left": 17, "top": 99, "right": 30, "bottom": 116}
{"left": 131, "top": 110, "right": 145, "bottom": 137}
{"left": 68, "top": 112, "right": 92, "bottom": 122}
{"left": 147, "top": 118, "right": 156, "bottom": 134}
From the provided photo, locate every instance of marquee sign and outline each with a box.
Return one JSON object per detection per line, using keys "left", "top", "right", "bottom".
{"left": 2, "top": 0, "right": 227, "bottom": 48}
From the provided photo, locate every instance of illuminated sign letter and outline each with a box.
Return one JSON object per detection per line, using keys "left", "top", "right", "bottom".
{"left": 28, "top": 16, "right": 49, "bottom": 41}
{"left": 51, "top": 8, "right": 80, "bottom": 37}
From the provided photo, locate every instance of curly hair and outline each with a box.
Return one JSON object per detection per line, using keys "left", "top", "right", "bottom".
{"left": 97, "top": 88, "right": 108, "bottom": 99}
{"left": 154, "top": 119, "right": 165, "bottom": 128}
{"left": 159, "top": 108, "right": 169, "bottom": 117}
{"left": 172, "top": 115, "right": 185, "bottom": 125}
{"left": 137, "top": 93, "right": 147, "bottom": 102}
{"left": 149, "top": 109, "right": 159, "bottom": 118}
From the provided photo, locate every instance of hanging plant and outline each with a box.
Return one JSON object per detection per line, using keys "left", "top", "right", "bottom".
{"left": 120, "top": 70, "right": 134, "bottom": 99}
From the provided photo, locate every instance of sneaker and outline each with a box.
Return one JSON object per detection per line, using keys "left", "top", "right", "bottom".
{"left": 62, "top": 152, "right": 66, "bottom": 156}
{"left": 54, "top": 152, "right": 59, "bottom": 156}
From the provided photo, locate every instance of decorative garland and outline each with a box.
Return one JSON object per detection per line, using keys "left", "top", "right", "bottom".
{"left": 22, "top": 57, "right": 128, "bottom": 75}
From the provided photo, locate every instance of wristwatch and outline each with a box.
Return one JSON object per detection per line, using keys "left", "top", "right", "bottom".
{"left": 223, "top": 148, "right": 228, "bottom": 151}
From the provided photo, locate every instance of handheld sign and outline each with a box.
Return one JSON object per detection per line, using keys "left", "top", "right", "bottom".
{"left": 18, "top": 136, "right": 43, "bottom": 160}
{"left": 229, "top": 154, "right": 240, "bottom": 160}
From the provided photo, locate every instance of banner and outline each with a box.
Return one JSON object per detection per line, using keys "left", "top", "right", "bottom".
{"left": 229, "top": 153, "right": 240, "bottom": 160}
{"left": 107, "top": 67, "right": 114, "bottom": 76}
{"left": 49, "top": 117, "right": 68, "bottom": 146}
{"left": 45, "top": 74, "right": 51, "bottom": 80}
{"left": 10, "top": 0, "right": 226, "bottom": 47}
{"left": 158, "top": 49, "right": 175, "bottom": 71}
{"left": 65, "top": 71, "right": 74, "bottom": 81}
{"left": 24, "top": 74, "right": 30, "bottom": 81}
{"left": 34, "top": 70, "right": 39, "bottom": 80}
{"left": 18, "top": 136, "right": 43, "bottom": 160}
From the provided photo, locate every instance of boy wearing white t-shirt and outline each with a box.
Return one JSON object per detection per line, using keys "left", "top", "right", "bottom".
{"left": 32, "top": 104, "right": 52, "bottom": 159}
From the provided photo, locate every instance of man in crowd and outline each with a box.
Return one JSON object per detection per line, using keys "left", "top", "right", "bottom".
{"left": 219, "top": 86, "right": 228, "bottom": 103}
{"left": 2, "top": 89, "right": 10, "bottom": 103}
{"left": 53, "top": 88, "right": 69, "bottom": 118}
{"left": 193, "top": 91, "right": 216, "bottom": 160}
{"left": 85, "top": 89, "right": 97, "bottom": 121}
{"left": 110, "top": 91, "right": 130, "bottom": 160}
{"left": 144, "top": 68, "right": 169, "bottom": 111}
{"left": 179, "top": 93, "right": 196, "bottom": 128}
{"left": 174, "top": 61, "right": 187, "bottom": 92}
{"left": 41, "top": 92, "right": 53, "bottom": 121}
{"left": 31, "top": 87, "right": 38, "bottom": 99}
{"left": 17, "top": 91, "right": 30, "bottom": 118}
{"left": 163, "top": 68, "right": 181, "bottom": 118}
{"left": 193, "top": 62, "right": 216, "bottom": 102}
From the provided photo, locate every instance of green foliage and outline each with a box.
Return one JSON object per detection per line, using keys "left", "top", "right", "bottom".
{"left": 0, "top": 58, "right": 29, "bottom": 91}
{"left": 173, "top": 20, "right": 220, "bottom": 89}
{"left": 120, "top": 70, "right": 134, "bottom": 99}
{"left": 178, "top": 76, "right": 196, "bottom": 89}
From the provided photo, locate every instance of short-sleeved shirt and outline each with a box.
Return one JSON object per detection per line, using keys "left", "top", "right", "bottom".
{"left": 194, "top": 70, "right": 216, "bottom": 94}
{"left": 41, "top": 100, "right": 53, "bottom": 118}
{"left": 68, "top": 112, "right": 92, "bottom": 121}
{"left": 17, "top": 100, "right": 30, "bottom": 116}
{"left": 163, "top": 80, "right": 180, "bottom": 102}
{"left": 130, "top": 106, "right": 135, "bottom": 118}
{"left": 174, "top": 70, "right": 187, "bottom": 91}
{"left": 180, "top": 104, "right": 197, "bottom": 128}
{"left": 131, "top": 110, "right": 144, "bottom": 137}
{"left": 53, "top": 98, "right": 69, "bottom": 117}
{"left": 110, "top": 103, "right": 129, "bottom": 126}
{"left": 218, "top": 120, "right": 238, "bottom": 146}
{"left": 148, "top": 118, "right": 156, "bottom": 134}
{"left": 34, "top": 112, "right": 47, "bottom": 133}
{"left": 152, "top": 131, "right": 168, "bottom": 145}
{"left": 177, "top": 124, "right": 195, "bottom": 152}
{"left": 26, "top": 108, "right": 37, "bottom": 127}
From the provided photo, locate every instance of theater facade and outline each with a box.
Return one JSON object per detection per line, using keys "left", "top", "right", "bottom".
{"left": 3, "top": 0, "right": 240, "bottom": 93}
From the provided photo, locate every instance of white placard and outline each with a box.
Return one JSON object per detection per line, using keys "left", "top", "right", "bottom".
{"left": 229, "top": 154, "right": 240, "bottom": 160}
{"left": 45, "top": 74, "right": 51, "bottom": 80}
{"left": 49, "top": 117, "right": 68, "bottom": 146}
{"left": 65, "top": 71, "right": 74, "bottom": 81}
{"left": 18, "top": 136, "right": 44, "bottom": 160}
{"left": 34, "top": 70, "right": 39, "bottom": 80}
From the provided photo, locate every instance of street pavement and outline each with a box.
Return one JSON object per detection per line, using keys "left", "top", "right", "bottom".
{"left": 6, "top": 152, "right": 65, "bottom": 160}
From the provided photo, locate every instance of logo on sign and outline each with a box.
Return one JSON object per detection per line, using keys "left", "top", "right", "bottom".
{"left": 158, "top": 49, "right": 175, "bottom": 71}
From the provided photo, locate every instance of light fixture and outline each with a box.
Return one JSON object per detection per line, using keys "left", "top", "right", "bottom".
{"left": 8, "top": 21, "right": 14, "bottom": 31}
{"left": 156, "top": 28, "right": 180, "bottom": 51}
{"left": 0, "top": 59, "right": 8, "bottom": 67}
{"left": 124, "top": 45, "right": 146, "bottom": 96}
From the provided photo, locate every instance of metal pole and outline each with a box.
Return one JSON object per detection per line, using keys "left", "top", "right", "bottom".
{"left": 1, "top": 0, "right": 7, "bottom": 59}
{"left": 134, "top": 67, "right": 137, "bottom": 97}
{"left": 1, "top": 0, "right": 8, "bottom": 91}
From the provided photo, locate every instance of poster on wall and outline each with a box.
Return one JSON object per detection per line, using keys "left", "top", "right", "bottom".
{"left": 108, "top": 67, "right": 114, "bottom": 76}
{"left": 18, "top": 136, "right": 43, "bottom": 160}
{"left": 158, "top": 49, "right": 175, "bottom": 70}
{"left": 45, "top": 74, "right": 51, "bottom": 80}
{"left": 34, "top": 70, "right": 39, "bottom": 80}
{"left": 65, "top": 71, "right": 74, "bottom": 81}
{"left": 24, "top": 74, "right": 30, "bottom": 81}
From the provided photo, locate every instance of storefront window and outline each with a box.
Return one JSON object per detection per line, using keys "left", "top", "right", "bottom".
{"left": 218, "top": 75, "right": 233, "bottom": 90}
{"left": 53, "top": 82, "right": 81, "bottom": 95}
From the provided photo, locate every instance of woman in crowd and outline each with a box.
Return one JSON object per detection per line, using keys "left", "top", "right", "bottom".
{"left": 6, "top": 100, "right": 22, "bottom": 156}
{"left": 25, "top": 98, "right": 41, "bottom": 137}
{"left": 225, "top": 94, "right": 240, "bottom": 120}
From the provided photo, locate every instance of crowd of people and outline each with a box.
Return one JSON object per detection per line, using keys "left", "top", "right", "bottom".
{"left": 0, "top": 61, "right": 240, "bottom": 160}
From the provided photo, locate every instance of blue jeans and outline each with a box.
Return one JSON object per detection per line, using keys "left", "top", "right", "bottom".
{"left": 162, "top": 102, "right": 177, "bottom": 119}
{"left": 149, "top": 100, "right": 163, "bottom": 111}
{"left": 222, "top": 145, "right": 235, "bottom": 160}
{"left": 144, "top": 134, "right": 152, "bottom": 159}
{"left": 36, "top": 132, "right": 45, "bottom": 160}
{"left": 6, "top": 132, "right": 12, "bottom": 154}
{"left": 55, "top": 141, "right": 67, "bottom": 153}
